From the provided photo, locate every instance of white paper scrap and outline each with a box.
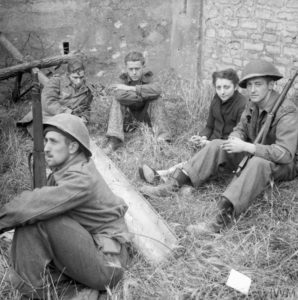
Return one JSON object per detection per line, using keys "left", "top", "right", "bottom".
{"left": 226, "top": 269, "right": 251, "bottom": 295}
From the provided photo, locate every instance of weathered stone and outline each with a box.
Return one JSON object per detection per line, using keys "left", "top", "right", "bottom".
{"left": 244, "top": 42, "right": 264, "bottom": 51}
{"left": 225, "top": 19, "right": 238, "bottom": 27}
{"left": 256, "top": 8, "right": 272, "bottom": 19}
{"left": 266, "top": 45, "right": 280, "bottom": 55}
{"left": 240, "top": 20, "right": 258, "bottom": 29}
{"left": 263, "top": 33, "right": 277, "bottom": 43}
{"left": 257, "top": 0, "right": 283, "bottom": 7}
{"left": 278, "top": 11, "right": 295, "bottom": 21}
{"left": 283, "top": 46, "right": 297, "bottom": 56}
{"left": 233, "top": 30, "right": 248, "bottom": 38}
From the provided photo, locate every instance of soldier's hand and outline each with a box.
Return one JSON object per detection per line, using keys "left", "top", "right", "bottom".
{"left": 222, "top": 137, "right": 255, "bottom": 154}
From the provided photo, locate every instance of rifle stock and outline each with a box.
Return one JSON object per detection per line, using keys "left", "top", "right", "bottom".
{"left": 31, "top": 70, "right": 47, "bottom": 188}
{"left": 235, "top": 70, "right": 298, "bottom": 177}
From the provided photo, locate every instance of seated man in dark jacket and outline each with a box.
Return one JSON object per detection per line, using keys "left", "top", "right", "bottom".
{"left": 1, "top": 114, "right": 131, "bottom": 299}
{"left": 104, "top": 51, "right": 171, "bottom": 153}
{"left": 17, "top": 59, "right": 93, "bottom": 135}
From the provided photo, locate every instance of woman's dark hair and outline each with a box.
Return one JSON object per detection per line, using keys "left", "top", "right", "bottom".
{"left": 212, "top": 68, "right": 239, "bottom": 86}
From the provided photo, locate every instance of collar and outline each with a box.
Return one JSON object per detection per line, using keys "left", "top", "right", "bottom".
{"left": 50, "top": 152, "right": 88, "bottom": 182}
{"left": 119, "top": 69, "right": 153, "bottom": 84}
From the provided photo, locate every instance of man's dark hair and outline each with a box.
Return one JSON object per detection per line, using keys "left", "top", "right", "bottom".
{"left": 124, "top": 51, "right": 145, "bottom": 66}
{"left": 212, "top": 68, "right": 239, "bottom": 86}
{"left": 67, "top": 59, "right": 85, "bottom": 74}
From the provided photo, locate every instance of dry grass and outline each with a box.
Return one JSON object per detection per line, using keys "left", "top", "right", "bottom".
{"left": 1, "top": 73, "right": 298, "bottom": 299}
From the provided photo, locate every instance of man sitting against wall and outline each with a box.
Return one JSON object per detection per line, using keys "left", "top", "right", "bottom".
{"left": 104, "top": 51, "right": 171, "bottom": 153}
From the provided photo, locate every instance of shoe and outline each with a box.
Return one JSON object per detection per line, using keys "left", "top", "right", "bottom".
{"left": 139, "top": 178, "right": 179, "bottom": 197}
{"left": 139, "top": 164, "right": 161, "bottom": 185}
{"left": 103, "top": 137, "right": 122, "bottom": 154}
{"left": 187, "top": 200, "right": 234, "bottom": 234}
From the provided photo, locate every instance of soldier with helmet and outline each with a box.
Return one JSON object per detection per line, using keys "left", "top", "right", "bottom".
{"left": 0, "top": 114, "right": 131, "bottom": 299}
{"left": 142, "top": 59, "right": 298, "bottom": 234}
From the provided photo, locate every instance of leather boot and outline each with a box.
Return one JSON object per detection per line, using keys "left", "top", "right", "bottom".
{"left": 139, "top": 164, "right": 161, "bottom": 185}
{"left": 186, "top": 198, "right": 234, "bottom": 234}
{"left": 139, "top": 168, "right": 190, "bottom": 196}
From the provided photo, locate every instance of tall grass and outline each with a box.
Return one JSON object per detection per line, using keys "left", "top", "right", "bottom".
{"left": 1, "top": 72, "right": 298, "bottom": 299}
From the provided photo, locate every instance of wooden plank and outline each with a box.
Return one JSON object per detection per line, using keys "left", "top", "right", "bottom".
{"left": 90, "top": 140, "right": 179, "bottom": 264}
{"left": 0, "top": 52, "right": 83, "bottom": 81}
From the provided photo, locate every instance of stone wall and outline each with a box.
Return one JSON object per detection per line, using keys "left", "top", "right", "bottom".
{"left": 0, "top": 0, "right": 172, "bottom": 84}
{"left": 202, "top": 0, "right": 298, "bottom": 97}
{"left": 0, "top": 0, "right": 298, "bottom": 97}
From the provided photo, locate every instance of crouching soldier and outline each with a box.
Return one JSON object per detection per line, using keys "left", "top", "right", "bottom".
{"left": 104, "top": 51, "right": 171, "bottom": 153}
{"left": 0, "top": 114, "right": 131, "bottom": 299}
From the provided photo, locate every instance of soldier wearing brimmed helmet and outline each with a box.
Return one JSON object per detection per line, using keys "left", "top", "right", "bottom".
{"left": 183, "top": 59, "right": 298, "bottom": 234}
{"left": 0, "top": 113, "right": 131, "bottom": 299}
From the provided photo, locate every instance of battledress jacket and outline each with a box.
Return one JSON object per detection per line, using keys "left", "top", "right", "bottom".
{"left": 200, "top": 90, "right": 247, "bottom": 140}
{"left": 0, "top": 153, "right": 130, "bottom": 247}
{"left": 18, "top": 75, "right": 93, "bottom": 125}
{"left": 114, "top": 70, "right": 162, "bottom": 110}
{"left": 229, "top": 90, "right": 298, "bottom": 165}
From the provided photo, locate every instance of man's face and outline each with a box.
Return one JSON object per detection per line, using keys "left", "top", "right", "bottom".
{"left": 44, "top": 131, "right": 73, "bottom": 168}
{"left": 246, "top": 77, "right": 273, "bottom": 104}
{"left": 215, "top": 78, "right": 236, "bottom": 102}
{"left": 68, "top": 70, "right": 85, "bottom": 89}
{"left": 126, "top": 61, "right": 143, "bottom": 82}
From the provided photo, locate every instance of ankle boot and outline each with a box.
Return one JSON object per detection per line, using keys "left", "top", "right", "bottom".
{"left": 171, "top": 168, "right": 191, "bottom": 187}
{"left": 186, "top": 198, "right": 234, "bottom": 234}
{"left": 139, "top": 164, "right": 161, "bottom": 185}
{"left": 139, "top": 168, "right": 191, "bottom": 196}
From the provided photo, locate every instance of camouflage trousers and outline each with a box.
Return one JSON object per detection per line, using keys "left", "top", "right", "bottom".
{"left": 106, "top": 97, "right": 171, "bottom": 142}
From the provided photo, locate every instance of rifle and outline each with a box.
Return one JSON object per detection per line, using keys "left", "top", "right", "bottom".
{"left": 235, "top": 70, "right": 298, "bottom": 177}
{"left": 31, "top": 70, "right": 47, "bottom": 188}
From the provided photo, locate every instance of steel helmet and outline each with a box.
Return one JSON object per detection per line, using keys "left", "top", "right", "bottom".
{"left": 239, "top": 59, "right": 283, "bottom": 88}
{"left": 43, "top": 113, "right": 92, "bottom": 157}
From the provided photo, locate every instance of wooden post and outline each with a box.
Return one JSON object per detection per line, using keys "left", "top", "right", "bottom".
{"left": 12, "top": 72, "right": 23, "bottom": 102}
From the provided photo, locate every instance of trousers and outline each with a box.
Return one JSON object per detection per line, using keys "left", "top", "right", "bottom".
{"left": 183, "top": 139, "right": 296, "bottom": 215}
{"left": 106, "top": 97, "right": 171, "bottom": 142}
{"left": 7, "top": 216, "right": 130, "bottom": 299}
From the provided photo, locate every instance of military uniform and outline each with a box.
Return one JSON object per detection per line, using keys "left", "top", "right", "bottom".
{"left": 1, "top": 114, "right": 130, "bottom": 298}
{"left": 184, "top": 91, "right": 298, "bottom": 215}
{"left": 106, "top": 70, "right": 171, "bottom": 142}
{"left": 18, "top": 74, "right": 93, "bottom": 128}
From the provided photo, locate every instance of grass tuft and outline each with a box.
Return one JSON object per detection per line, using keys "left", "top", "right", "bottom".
{"left": 1, "top": 72, "right": 298, "bottom": 299}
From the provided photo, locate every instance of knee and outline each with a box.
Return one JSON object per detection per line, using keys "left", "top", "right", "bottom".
{"left": 246, "top": 156, "right": 272, "bottom": 172}
{"left": 39, "top": 215, "right": 75, "bottom": 233}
